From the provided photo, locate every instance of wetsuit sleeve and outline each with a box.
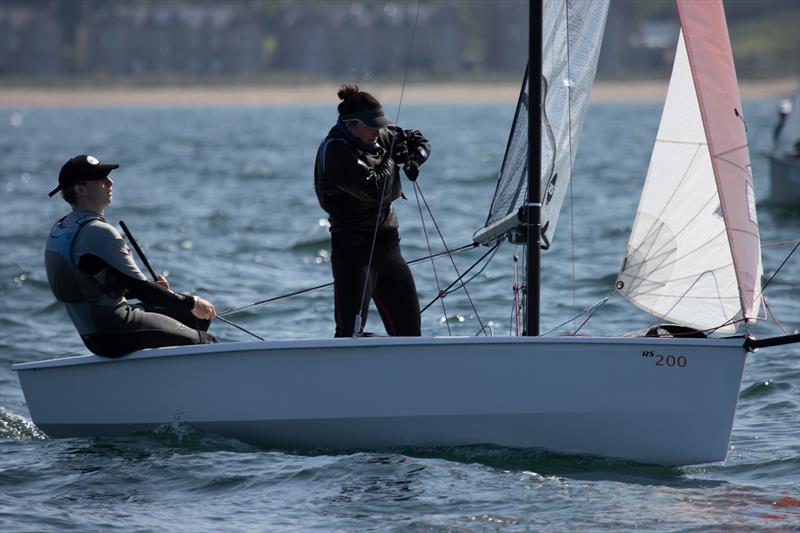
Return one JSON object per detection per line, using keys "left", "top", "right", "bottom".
{"left": 75, "top": 221, "right": 194, "bottom": 309}
{"left": 77, "top": 254, "right": 195, "bottom": 309}
{"left": 79, "top": 222, "right": 148, "bottom": 281}
{"left": 322, "top": 141, "right": 386, "bottom": 203}
{"left": 124, "top": 276, "right": 195, "bottom": 309}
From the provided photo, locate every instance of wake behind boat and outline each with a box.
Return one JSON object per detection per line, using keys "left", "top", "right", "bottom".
{"left": 14, "top": 0, "right": 799, "bottom": 466}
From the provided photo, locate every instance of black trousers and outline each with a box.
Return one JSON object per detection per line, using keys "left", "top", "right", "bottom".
{"left": 83, "top": 302, "right": 217, "bottom": 358}
{"left": 331, "top": 230, "right": 421, "bottom": 337}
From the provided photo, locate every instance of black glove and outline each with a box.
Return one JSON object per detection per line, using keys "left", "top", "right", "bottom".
{"left": 405, "top": 129, "right": 424, "bottom": 147}
{"left": 392, "top": 142, "right": 410, "bottom": 164}
{"left": 405, "top": 130, "right": 427, "bottom": 163}
{"left": 404, "top": 160, "right": 420, "bottom": 181}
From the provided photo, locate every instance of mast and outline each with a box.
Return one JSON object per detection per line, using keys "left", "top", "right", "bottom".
{"left": 525, "top": 0, "right": 542, "bottom": 336}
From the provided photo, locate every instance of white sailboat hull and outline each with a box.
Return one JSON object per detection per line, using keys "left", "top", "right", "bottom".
{"left": 14, "top": 336, "right": 748, "bottom": 465}
{"left": 768, "top": 153, "right": 800, "bottom": 207}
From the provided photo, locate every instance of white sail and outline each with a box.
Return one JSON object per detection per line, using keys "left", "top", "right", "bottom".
{"left": 617, "top": 9, "right": 762, "bottom": 333}
{"left": 477, "top": 0, "right": 608, "bottom": 248}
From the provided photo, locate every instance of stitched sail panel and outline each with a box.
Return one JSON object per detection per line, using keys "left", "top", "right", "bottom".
{"left": 618, "top": 19, "right": 761, "bottom": 333}
{"left": 480, "top": 0, "right": 609, "bottom": 249}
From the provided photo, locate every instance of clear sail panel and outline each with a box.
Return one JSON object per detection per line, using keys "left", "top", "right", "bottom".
{"left": 479, "top": 0, "right": 609, "bottom": 249}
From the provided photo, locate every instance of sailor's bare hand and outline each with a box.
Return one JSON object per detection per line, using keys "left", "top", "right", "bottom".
{"left": 155, "top": 275, "right": 170, "bottom": 289}
{"left": 191, "top": 296, "right": 216, "bottom": 321}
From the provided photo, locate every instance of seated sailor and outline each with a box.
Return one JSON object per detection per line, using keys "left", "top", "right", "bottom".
{"left": 44, "top": 154, "right": 218, "bottom": 357}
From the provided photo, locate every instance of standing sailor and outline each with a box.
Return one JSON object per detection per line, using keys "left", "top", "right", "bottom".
{"left": 45, "top": 154, "right": 218, "bottom": 357}
{"left": 314, "top": 85, "right": 431, "bottom": 337}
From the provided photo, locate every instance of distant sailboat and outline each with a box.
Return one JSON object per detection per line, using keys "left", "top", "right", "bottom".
{"left": 768, "top": 88, "right": 800, "bottom": 207}
{"left": 14, "top": 0, "right": 799, "bottom": 466}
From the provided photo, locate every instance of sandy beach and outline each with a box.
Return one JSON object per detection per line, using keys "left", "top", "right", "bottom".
{"left": 1, "top": 79, "right": 796, "bottom": 107}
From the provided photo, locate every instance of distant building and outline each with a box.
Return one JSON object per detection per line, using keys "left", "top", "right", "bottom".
{"left": 0, "top": 4, "right": 64, "bottom": 76}
{"left": 484, "top": 3, "right": 528, "bottom": 73}
{"left": 275, "top": 2, "right": 464, "bottom": 77}
{"left": 3, "top": 0, "right": 781, "bottom": 82}
{"left": 83, "top": 3, "right": 264, "bottom": 77}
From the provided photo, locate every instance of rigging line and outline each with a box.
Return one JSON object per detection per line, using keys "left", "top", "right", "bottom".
{"left": 215, "top": 315, "right": 264, "bottom": 341}
{"left": 764, "top": 297, "right": 792, "bottom": 336}
{"left": 219, "top": 243, "right": 479, "bottom": 317}
{"left": 565, "top": 0, "right": 576, "bottom": 330}
{"left": 353, "top": 0, "right": 422, "bottom": 337}
{"left": 721, "top": 240, "right": 800, "bottom": 329}
{"left": 571, "top": 291, "right": 614, "bottom": 336}
{"left": 761, "top": 239, "right": 800, "bottom": 294}
{"left": 412, "top": 181, "right": 451, "bottom": 335}
{"left": 541, "top": 293, "right": 611, "bottom": 336}
{"left": 763, "top": 239, "right": 800, "bottom": 248}
{"left": 420, "top": 240, "right": 502, "bottom": 314}
{"left": 699, "top": 316, "right": 745, "bottom": 336}
{"left": 119, "top": 220, "right": 263, "bottom": 341}
{"left": 441, "top": 242, "right": 501, "bottom": 298}
{"left": 640, "top": 272, "right": 794, "bottom": 339}
{"left": 509, "top": 248, "right": 521, "bottom": 336}
{"left": 414, "top": 182, "right": 487, "bottom": 334}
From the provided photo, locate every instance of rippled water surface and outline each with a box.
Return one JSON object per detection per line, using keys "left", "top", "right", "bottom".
{"left": 1, "top": 97, "right": 798, "bottom": 531}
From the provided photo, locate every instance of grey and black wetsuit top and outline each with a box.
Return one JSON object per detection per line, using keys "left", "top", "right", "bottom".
{"left": 44, "top": 208, "right": 197, "bottom": 347}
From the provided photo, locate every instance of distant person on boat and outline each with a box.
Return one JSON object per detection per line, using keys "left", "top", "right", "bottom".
{"left": 314, "top": 85, "right": 431, "bottom": 337}
{"left": 773, "top": 98, "right": 792, "bottom": 142}
{"left": 44, "top": 154, "right": 218, "bottom": 357}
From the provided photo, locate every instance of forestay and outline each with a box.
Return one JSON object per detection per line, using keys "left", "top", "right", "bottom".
{"left": 617, "top": 0, "right": 763, "bottom": 333}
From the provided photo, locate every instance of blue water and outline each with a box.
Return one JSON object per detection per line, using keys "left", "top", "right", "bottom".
{"left": 1, "top": 97, "right": 798, "bottom": 531}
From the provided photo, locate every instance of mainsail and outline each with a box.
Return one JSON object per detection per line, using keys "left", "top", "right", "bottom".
{"left": 475, "top": 0, "right": 609, "bottom": 248}
{"left": 617, "top": 0, "right": 763, "bottom": 333}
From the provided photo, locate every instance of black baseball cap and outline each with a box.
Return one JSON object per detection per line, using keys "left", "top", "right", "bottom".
{"left": 49, "top": 155, "right": 119, "bottom": 197}
{"left": 340, "top": 107, "right": 393, "bottom": 129}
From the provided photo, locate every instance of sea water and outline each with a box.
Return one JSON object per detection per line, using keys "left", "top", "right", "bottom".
{"left": 1, "top": 99, "right": 798, "bottom": 531}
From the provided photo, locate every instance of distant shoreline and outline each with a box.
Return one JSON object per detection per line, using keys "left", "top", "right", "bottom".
{"left": 1, "top": 79, "right": 796, "bottom": 107}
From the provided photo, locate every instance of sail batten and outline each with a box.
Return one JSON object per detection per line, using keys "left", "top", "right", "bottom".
{"left": 618, "top": 0, "right": 763, "bottom": 333}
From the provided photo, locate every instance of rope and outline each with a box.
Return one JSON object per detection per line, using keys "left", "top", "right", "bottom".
{"left": 219, "top": 243, "right": 478, "bottom": 318}
{"left": 413, "top": 182, "right": 488, "bottom": 334}
{"left": 511, "top": 249, "right": 521, "bottom": 335}
{"left": 353, "top": 0, "right": 422, "bottom": 337}
{"left": 540, "top": 293, "right": 611, "bottom": 336}
{"left": 413, "top": 182, "right": 451, "bottom": 335}
{"left": 565, "top": 0, "right": 577, "bottom": 331}
{"left": 764, "top": 298, "right": 791, "bottom": 335}
{"left": 571, "top": 292, "right": 612, "bottom": 335}
{"left": 420, "top": 240, "right": 502, "bottom": 314}
{"left": 762, "top": 239, "right": 800, "bottom": 248}
{"left": 761, "top": 239, "right": 799, "bottom": 293}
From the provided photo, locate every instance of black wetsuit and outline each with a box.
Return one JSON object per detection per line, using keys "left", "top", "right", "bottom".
{"left": 44, "top": 209, "right": 217, "bottom": 357}
{"left": 314, "top": 124, "right": 430, "bottom": 337}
